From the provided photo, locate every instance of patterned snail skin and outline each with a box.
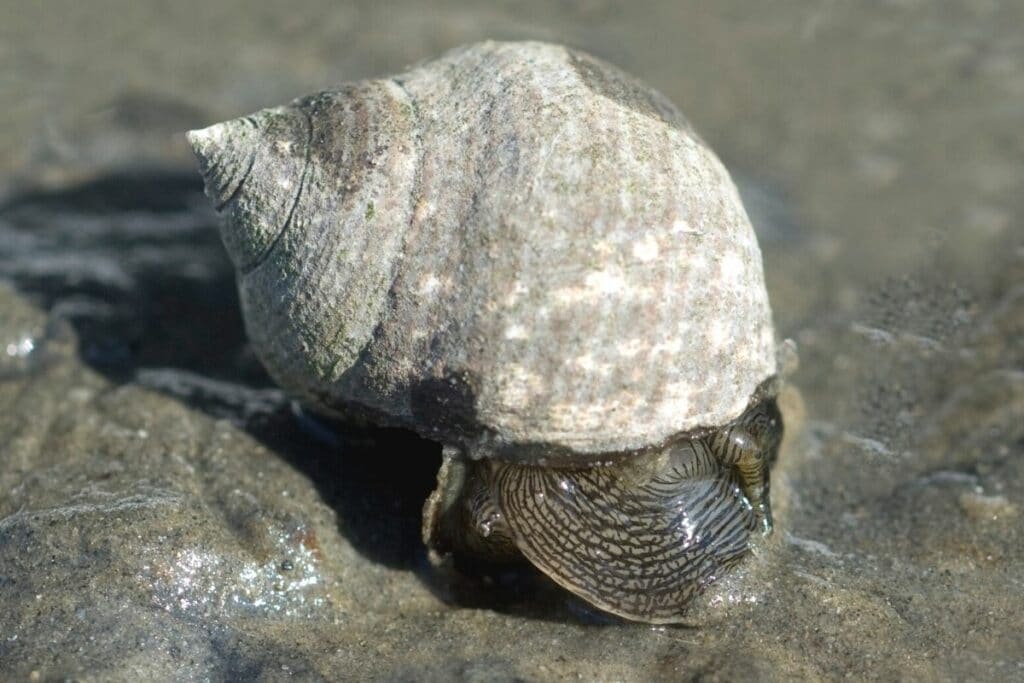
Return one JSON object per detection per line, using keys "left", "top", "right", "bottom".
{"left": 188, "top": 41, "right": 782, "bottom": 623}
{"left": 430, "top": 387, "right": 782, "bottom": 622}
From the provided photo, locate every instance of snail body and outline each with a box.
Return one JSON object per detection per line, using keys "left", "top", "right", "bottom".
{"left": 189, "top": 41, "right": 782, "bottom": 623}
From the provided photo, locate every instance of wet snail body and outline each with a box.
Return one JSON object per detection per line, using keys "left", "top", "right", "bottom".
{"left": 188, "top": 41, "right": 783, "bottom": 623}
{"left": 430, "top": 390, "right": 781, "bottom": 622}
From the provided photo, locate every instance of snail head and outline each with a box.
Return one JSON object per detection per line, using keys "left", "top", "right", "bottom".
{"left": 427, "top": 394, "right": 783, "bottom": 623}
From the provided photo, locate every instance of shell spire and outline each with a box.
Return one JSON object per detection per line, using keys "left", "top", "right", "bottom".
{"left": 187, "top": 107, "right": 310, "bottom": 273}
{"left": 187, "top": 118, "right": 258, "bottom": 208}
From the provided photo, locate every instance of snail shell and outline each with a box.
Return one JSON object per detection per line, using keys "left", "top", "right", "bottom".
{"left": 189, "top": 41, "right": 780, "bottom": 622}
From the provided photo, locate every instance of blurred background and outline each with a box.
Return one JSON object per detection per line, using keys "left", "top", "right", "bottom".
{"left": 0, "top": 1, "right": 1021, "bottom": 680}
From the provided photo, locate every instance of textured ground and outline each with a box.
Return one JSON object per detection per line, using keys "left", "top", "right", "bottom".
{"left": 1, "top": 1, "right": 1022, "bottom": 680}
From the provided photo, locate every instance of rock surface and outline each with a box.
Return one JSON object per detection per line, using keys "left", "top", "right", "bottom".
{"left": 2, "top": 1, "right": 1022, "bottom": 680}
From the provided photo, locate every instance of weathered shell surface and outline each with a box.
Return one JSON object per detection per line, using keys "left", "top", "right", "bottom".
{"left": 188, "top": 41, "right": 776, "bottom": 460}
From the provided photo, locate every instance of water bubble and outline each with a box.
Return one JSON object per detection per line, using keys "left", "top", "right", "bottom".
{"left": 5, "top": 336, "right": 35, "bottom": 358}
{"left": 558, "top": 477, "right": 577, "bottom": 496}
{"left": 730, "top": 430, "right": 756, "bottom": 453}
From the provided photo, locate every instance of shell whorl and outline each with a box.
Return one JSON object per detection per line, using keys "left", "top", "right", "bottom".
{"left": 189, "top": 41, "right": 778, "bottom": 460}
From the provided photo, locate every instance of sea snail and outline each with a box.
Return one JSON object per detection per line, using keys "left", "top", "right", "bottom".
{"left": 188, "top": 41, "right": 783, "bottom": 623}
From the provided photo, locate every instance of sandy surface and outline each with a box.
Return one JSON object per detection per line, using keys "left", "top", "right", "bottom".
{"left": 1, "top": 1, "right": 1022, "bottom": 680}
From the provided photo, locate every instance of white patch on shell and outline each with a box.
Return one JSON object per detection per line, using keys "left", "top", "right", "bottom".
{"left": 496, "top": 364, "right": 546, "bottom": 411}
{"left": 652, "top": 337, "right": 683, "bottom": 355}
{"left": 585, "top": 268, "right": 626, "bottom": 295}
{"left": 417, "top": 274, "right": 442, "bottom": 296}
{"left": 552, "top": 267, "right": 652, "bottom": 306}
{"left": 719, "top": 251, "right": 745, "bottom": 286}
{"left": 617, "top": 338, "right": 647, "bottom": 358}
{"left": 688, "top": 251, "right": 710, "bottom": 273}
{"left": 571, "top": 353, "right": 612, "bottom": 376}
{"left": 671, "top": 217, "right": 701, "bottom": 235}
{"left": 504, "top": 324, "right": 529, "bottom": 340}
{"left": 631, "top": 234, "right": 660, "bottom": 261}
{"left": 654, "top": 385, "right": 694, "bottom": 424}
{"left": 707, "top": 318, "right": 731, "bottom": 351}
{"left": 591, "top": 239, "right": 616, "bottom": 256}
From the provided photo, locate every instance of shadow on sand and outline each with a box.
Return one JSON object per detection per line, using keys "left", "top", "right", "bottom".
{"left": 0, "top": 169, "right": 610, "bottom": 624}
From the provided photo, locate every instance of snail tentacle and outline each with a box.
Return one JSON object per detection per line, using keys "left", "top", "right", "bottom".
{"left": 708, "top": 399, "right": 783, "bottom": 535}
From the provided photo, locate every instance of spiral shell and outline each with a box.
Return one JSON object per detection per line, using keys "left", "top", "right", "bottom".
{"left": 189, "top": 41, "right": 776, "bottom": 462}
